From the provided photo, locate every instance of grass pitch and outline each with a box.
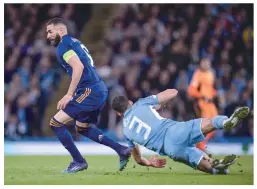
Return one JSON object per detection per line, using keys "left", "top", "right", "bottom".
{"left": 5, "top": 155, "right": 253, "bottom": 185}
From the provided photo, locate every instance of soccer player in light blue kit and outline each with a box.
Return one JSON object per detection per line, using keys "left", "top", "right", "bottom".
{"left": 112, "top": 89, "right": 250, "bottom": 174}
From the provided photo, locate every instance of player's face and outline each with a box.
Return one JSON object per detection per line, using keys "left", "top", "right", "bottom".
{"left": 200, "top": 59, "right": 211, "bottom": 71}
{"left": 46, "top": 24, "right": 61, "bottom": 47}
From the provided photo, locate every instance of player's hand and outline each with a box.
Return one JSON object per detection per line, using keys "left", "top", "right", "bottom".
{"left": 149, "top": 155, "right": 167, "bottom": 168}
{"left": 154, "top": 103, "right": 167, "bottom": 111}
{"left": 57, "top": 94, "right": 73, "bottom": 110}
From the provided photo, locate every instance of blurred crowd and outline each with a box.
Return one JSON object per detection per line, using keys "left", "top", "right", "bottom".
{"left": 96, "top": 4, "right": 253, "bottom": 139}
{"left": 4, "top": 4, "right": 253, "bottom": 141}
{"left": 4, "top": 4, "right": 91, "bottom": 140}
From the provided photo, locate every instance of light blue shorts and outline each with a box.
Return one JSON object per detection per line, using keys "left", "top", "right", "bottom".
{"left": 162, "top": 118, "right": 206, "bottom": 169}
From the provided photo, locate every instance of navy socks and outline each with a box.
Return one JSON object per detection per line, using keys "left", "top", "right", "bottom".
{"left": 51, "top": 118, "right": 84, "bottom": 163}
{"left": 76, "top": 125, "right": 124, "bottom": 155}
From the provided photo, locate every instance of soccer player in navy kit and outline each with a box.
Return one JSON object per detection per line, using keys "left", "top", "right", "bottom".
{"left": 112, "top": 89, "right": 249, "bottom": 174}
{"left": 46, "top": 18, "right": 130, "bottom": 173}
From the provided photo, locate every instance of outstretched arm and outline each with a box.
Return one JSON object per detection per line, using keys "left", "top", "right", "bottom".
{"left": 131, "top": 145, "right": 166, "bottom": 168}
{"left": 154, "top": 89, "right": 178, "bottom": 110}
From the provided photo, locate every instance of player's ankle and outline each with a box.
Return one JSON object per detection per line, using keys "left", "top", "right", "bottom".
{"left": 223, "top": 168, "right": 229, "bottom": 174}
{"left": 222, "top": 119, "right": 229, "bottom": 126}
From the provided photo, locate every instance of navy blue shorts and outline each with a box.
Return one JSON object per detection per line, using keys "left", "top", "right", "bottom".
{"left": 63, "top": 81, "right": 108, "bottom": 123}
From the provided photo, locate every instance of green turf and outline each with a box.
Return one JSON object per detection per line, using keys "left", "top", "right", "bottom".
{"left": 4, "top": 155, "right": 253, "bottom": 185}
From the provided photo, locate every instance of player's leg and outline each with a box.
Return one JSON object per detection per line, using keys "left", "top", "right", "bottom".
{"left": 75, "top": 120, "right": 131, "bottom": 156}
{"left": 196, "top": 153, "right": 214, "bottom": 174}
{"left": 65, "top": 87, "right": 130, "bottom": 170}
{"left": 163, "top": 145, "right": 214, "bottom": 174}
{"left": 200, "top": 106, "right": 250, "bottom": 136}
{"left": 197, "top": 155, "right": 226, "bottom": 174}
{"left": 75, "top": 112, "right": 131, "bottom": 171}
{"left": 198, "top": 153, "right": 238, "bottom": 174}
{"left": 203, "top": 104, "right": 217, "bottom": 153}
{"left": 195, "top": 101, "right": 207, "bottom": 151}
{"left": 196, "top": 103, "right": 217, "bottom": 152}
{"left": 187, "top": 147, "right": 237, "bottom": 175}
{"left": 50, "top": 110, "right": 87, "bottom": 173}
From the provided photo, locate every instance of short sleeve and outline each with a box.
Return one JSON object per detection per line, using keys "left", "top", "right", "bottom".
{"left": 125, "top": 136, "right": 135, "bottom": 148}
{"left": 138, "top": 95, "right": 159, "bottom": 106}
{"left": 63, "top": 49, "right": 77, "bottom": 63}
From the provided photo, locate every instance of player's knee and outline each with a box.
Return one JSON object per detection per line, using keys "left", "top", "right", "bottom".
{"left": 202, "top": 118, "right": 212, "bottom": 127}
{"left": 75, "top": 125, "right": 89, "bottom": 134}
{"left": 49, "top": 117, "right": 64, "bottom": 127}
{"left": 201, "top": 118, "right": 215, "bottom": 136}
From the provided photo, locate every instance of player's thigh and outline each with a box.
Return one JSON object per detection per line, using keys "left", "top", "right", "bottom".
{"left": 173, "top": 147, "right": 205, "bottom": 169}
{"left": 185, "top": 118, "right": 207, "bottom": 145}
{"left": 200, "top": 118, "right": 215, "bottom": 136}
{"left": 164, "top": 122, "right": 192, "bottom": 146}
{"left": 51, "top": 110, "right": 73, "bottom": 125}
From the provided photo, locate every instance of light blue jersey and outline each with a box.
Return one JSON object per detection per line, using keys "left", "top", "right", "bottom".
{"left": 123, "top": 95, "right": 206, "bottom": 169}
{"left": 123, "top": 95, "right": 177, "bottom": 154}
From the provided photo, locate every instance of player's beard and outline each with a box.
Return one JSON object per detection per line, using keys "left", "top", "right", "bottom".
{"left": 51, "top": 33, "right": 62, "bottom": 47}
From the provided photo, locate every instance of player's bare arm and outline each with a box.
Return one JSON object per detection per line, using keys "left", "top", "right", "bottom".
{"left": 57, "top": 54, "right": 84, "bottom": 110}
{"left": 66, "top": 55, "right": 84, "bottom": 96}
{"left": 131, "top": 145, "right": 166, "bottom": 168}
{"left": 154, "top": 89, "right": 178, "bottom": 110}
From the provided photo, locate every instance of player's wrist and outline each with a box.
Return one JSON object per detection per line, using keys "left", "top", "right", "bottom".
{"left": 148, "top": 159, "right": 155, "bottom": 167}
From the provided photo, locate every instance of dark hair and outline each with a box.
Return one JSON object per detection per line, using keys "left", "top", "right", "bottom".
{"left": 112, "top": 96, "right": 129, "bottom": 113}
{"left": 47, "top": 17, "right": 66, "bottom": 26}
{"left": 201, "top": 56, "right": 211, "bottom": 62}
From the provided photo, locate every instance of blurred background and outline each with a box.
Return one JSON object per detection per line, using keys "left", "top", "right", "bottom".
{"left": 4, "top": 4, "right": 253, "bottom": 155}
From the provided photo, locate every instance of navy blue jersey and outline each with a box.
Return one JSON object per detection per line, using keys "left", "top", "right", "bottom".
{"left": 56, "top": 34, "right": 102, "bottom": 92}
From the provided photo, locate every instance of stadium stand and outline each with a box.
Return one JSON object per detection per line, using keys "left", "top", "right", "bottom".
{"left": 4, "top": 4, "right": 92, "bottom": 139}
{"left": 97, "top": 4, "right": 253, "bottom": 140}
{"left": 4, "top": 4, "right": 253, "bottom": 143}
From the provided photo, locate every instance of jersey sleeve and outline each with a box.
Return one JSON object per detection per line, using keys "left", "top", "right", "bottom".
{"left": 138, "top": 95, "right": 159, "bottom": 106}
{"left": 60, "top": 38, "right": 79, "bottom": 63}
{"left": 63, "top": 49, "right": 77, "bottom": 63}
{"left": 124, "top": 136, "right": 135, "bottom": 148}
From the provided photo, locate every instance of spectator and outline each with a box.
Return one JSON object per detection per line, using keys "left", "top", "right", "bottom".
{"left": 101, "top": 4, "right": 253, "bottom": 139}
{"left": 5, "top": 4, "right": 253, "bottom": 140}
{"left": 4, "top": 4, "right": 91, "bottom": 139}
